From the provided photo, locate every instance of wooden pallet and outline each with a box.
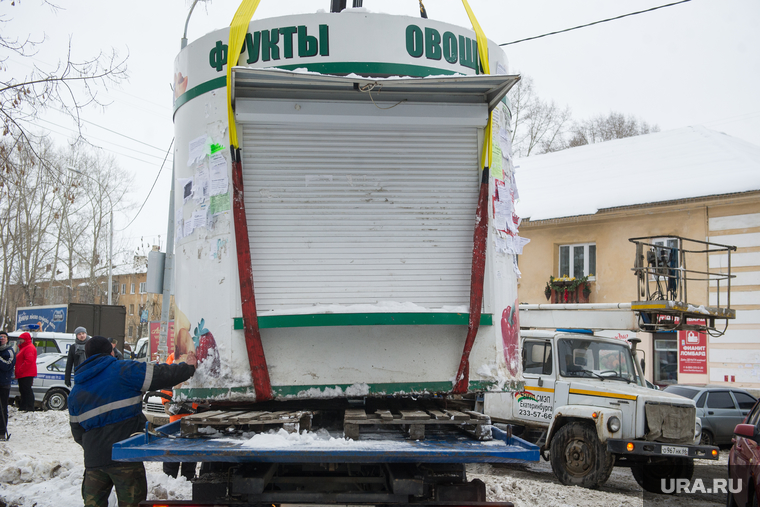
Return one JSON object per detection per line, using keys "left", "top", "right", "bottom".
{"left": 343, "top": 408, "right": 491, "bottom": 441}
{"left": 180, "top": 410, "right": 313, "bottom": 436}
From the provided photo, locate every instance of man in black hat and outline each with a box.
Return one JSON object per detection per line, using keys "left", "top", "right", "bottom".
{"left": 68, "top": 336, "right": 197, "bottom": 507}
{"left": 65, "top": 326, "right": 89, "bottom": 387}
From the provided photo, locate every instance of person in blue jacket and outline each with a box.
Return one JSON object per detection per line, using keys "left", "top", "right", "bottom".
{"left": 68, "top": 336, "right": 196, "bottom": 507}
{"left": 0, "top": 331, "right": 15, "bottom": 440}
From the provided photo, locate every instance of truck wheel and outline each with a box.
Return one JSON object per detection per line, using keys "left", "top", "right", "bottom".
{"left": 631, "top": 457, "right": 694, "bottom": 494}
{"left": 549, "top": 422, "right": 615, "bottom": 488}
{"left": 43, "top": 388, "right": 68, "bottom": 411}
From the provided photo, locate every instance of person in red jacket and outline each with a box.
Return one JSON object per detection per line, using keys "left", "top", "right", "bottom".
{"left": 15, "top": 332, "right": 37, "bottom": 411}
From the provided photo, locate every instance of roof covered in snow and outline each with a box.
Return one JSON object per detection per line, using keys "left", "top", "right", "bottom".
{"left": 513, "top": 126, "right": 760, "bottom": 221}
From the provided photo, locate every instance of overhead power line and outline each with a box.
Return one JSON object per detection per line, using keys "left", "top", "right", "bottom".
{"left": 499, "top": 0, "right": 693, "bottom": 46}
{"left": 36, "top": 117, "right": 170, "bottom": 162}
{"left": 119, "top": 138, "right": 174, "bottom": 231}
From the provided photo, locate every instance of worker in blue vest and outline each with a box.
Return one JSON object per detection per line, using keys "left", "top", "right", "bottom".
{"left": 69, "top": 336, "right": 196, "bottom": 507}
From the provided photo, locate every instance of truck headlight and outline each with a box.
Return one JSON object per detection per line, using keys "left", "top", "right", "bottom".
{"left": 607, "top": 416, "right": 621, "bottom": 433}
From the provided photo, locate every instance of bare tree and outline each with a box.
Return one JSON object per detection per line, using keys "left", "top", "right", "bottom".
{"left": 0, "top": 2, "right": 129, "bottom": 328}
{"left": 508, "top": 74, "right": 573, "bottom": 157}
{"left": 3, "top": 138, "right": 60, "bottom": 307}
{"left": 0, "top": 1, "right": 128, "bottom": 184}
{"left": 0, "top": 140, "right": 134, "bottom": 329}
{"left": 568, "top": 112, "right": 660, "bottom": 148}
{"left": 66, "top": 150, "right": 134, "bottom": 304}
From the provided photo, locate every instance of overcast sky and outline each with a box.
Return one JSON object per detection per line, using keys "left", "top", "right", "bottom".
{"left": 5, "top": 0, "right": 759, "bottom": 255}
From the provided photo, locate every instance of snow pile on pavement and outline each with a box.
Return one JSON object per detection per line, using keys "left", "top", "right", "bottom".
{"left": 0, "top": 407, "right": 191, "bottom": 507}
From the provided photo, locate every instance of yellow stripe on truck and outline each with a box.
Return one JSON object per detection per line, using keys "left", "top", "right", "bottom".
{"left": 569, "top": 388, "right": 637, "bottom": 401}
{"left": 525, "top": 385, "right": 555, "bottom": 393}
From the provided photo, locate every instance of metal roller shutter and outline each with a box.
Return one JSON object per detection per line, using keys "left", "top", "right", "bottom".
{"left": 240, "top": 122, "right": 480, "bottom": 310}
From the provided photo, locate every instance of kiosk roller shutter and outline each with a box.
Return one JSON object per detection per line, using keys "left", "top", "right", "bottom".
{"left": 240, "top": 123, "right": 479, "bottom": 311}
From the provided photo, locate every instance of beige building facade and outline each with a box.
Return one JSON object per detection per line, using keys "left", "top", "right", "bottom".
{"left": 514, "top": 127, "right": 760, "bottom": 389}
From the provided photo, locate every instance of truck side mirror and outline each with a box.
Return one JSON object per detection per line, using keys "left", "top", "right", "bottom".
{"left": 641, "top": 358, "right": 646, "bottom": 374}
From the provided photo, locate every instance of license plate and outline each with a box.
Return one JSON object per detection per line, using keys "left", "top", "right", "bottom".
{"left": 661, "top": 445, "right": 689, "bottom": 456}
{"left": 152, "top": 417, "right": 169, "bottom": 427}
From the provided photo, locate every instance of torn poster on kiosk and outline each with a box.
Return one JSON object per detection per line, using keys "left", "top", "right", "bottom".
{"left": 188, "top": 134, "right": 209, "bottom": 166}
{"left": 494, "top": 235, "right": 530, "bottom": 256}
{"left": 180, "top": 178, "right": 193, "bottom": 204}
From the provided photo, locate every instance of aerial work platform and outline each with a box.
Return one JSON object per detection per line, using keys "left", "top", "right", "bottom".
{"left": 629, "top": 236, "right": 736, "bottom": 335}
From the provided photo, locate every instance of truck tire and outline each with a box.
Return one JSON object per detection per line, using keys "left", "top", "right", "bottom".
{"left": 631, "top": 457, "right": 694, "bottom": 494}
{"left": 43, "top": 388, "right": 68, "bottom": 411}
{"left": 549, "top": 421, "right": 615, "bottom": 489}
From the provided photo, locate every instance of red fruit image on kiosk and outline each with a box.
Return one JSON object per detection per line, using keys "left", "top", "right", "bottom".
{"left": 193, "top": 318, "right": 220, "bottom": 376}
{"left": 501, "top": 302, "right": 520, "bottom": 376}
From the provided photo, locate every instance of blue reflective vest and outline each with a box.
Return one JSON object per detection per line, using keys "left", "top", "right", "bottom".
{"left": 68, "top": 354, "right": 154, "bottom": 430}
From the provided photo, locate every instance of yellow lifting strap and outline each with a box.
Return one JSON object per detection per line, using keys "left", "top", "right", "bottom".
{"left": 227, "top": 0, "right": 262, "bottom": 149}
{"left": 461, "top": 0, "right": 493, "bottom": 170}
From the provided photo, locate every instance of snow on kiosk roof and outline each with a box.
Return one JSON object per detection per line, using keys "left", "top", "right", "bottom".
{"left": 514, "top": 126, "right": 760, "bottom": 222}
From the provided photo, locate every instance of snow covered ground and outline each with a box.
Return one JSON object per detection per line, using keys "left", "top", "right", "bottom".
{"left": 0, "top": 407, "right": 728, "bottom": 506}
{"left": 0, "top": 407, "right": 191, "bottom": 507}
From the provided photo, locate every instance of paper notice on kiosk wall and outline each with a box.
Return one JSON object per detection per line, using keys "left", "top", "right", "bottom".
{"left": 209, "top": 193, "right": 231, "bottom": 215}
{"left": 194, "top": 164, "right": 210, "bottom": 201}
{"left": 179, "top": 178, "right": 193, "bottom": 204}
{"left": 188, "top": 134, "right": 208, "bottom": 166}
{"left": 209, "top": 153, "right": 229, "bottom": 195}
{"left": 192, "top": 210, "right": 207, "bottom": 230}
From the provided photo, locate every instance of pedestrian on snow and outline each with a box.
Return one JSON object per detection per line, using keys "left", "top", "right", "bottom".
{"left": 68, "top": 336, "right": 196, "bottom": 507}
{"left": 14, "top": 332, "right": 37, "bottom": 412}
{"left": 65, "top": 326, "right": 89, "bottom": 387}
{"left": 0, "top": 331, "right": 16, "bottom": 439}
{"left": 109, "top": 338, "right": 124, "bottom": 360}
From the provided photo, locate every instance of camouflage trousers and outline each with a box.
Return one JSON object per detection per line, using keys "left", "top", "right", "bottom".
{"left": 82, "top": 462, "right": 147, "bottom": 507}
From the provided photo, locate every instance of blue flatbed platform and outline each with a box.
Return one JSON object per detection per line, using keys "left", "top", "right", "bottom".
{"left": 113, "top": 422, "right": 538, "bottom": 464}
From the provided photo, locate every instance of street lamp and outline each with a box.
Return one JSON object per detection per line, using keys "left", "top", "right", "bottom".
{"left": 68, "top": 167, "right": 114, "bottom": 305}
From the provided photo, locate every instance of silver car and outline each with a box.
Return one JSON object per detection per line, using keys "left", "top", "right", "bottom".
{"left": 10, "top": 353, "right": 71, "bottom": 411}
{"left": 663, "top": 385, "right": 757, "bottom": 445}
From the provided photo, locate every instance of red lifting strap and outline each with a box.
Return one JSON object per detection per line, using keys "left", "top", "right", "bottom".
{"left": 453, "top": 167, "right": 489, "bottom": 394}
{"left": 231, "top": 147, "right": 273, "bottom": 401}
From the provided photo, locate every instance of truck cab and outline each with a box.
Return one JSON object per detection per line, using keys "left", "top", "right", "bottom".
{"left": 482, "top": 330, "right": 718, "bottom": 493}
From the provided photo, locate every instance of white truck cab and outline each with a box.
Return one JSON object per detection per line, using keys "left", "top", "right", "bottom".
{"left": 482, "top": 330, "right": 718, "bottom": 493}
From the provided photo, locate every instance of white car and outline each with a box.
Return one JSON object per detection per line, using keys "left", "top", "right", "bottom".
{"left": 142, "top": 393, "right": 170, "bottom": 428}
{"left": 10, "top": 353, "right": 71, "bottom": 410}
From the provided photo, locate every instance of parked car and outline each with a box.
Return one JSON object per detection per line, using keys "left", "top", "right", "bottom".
{"left": 9, "top": 353, "right": 71, "bottom": 410}
{"left": 663, "top": 385, "right": 757, "bottom": 446}
{"left": 142, "top": 392, "right": 170, "bottom": 429}
{"left": 7, "top": 331, "right": 75, "bottom": 356}
{"left": 133, "top": 337, "right": 150, "bottom": 362}
{"left": 727, "top": 398, "right": 760, "bottom": 507}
